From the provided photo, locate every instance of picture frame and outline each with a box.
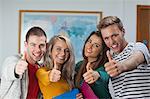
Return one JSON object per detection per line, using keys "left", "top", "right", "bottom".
{"left": 18, "top": 10, "right": 102, "bottom": 62}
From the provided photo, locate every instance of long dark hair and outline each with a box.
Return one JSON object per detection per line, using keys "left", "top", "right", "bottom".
{"left": 75, "top": 31, "right": 109, "bottom": 88}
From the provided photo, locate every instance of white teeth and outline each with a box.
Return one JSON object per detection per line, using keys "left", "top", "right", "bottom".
{"left": 57, "top": 56, "right": 64, "bottom": 60}
{"left": 34, "top": 54, "right": 40, "bottom": 57}
{"left": 112, "top": 44, "right": 117, "bottom": 48}
{"left": 87, "top": 49, "right": 92, "bottom": 53}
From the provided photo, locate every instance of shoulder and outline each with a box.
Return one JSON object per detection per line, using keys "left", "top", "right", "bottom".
{"left": 5, "top": 54, "right": 21, "bottom": 61}
{"left": 2, "top": 54, "right": 21, "bottom": 67}
{"left": 126, "top": 42, "right": 149, "bottom": 56}
{"left": 129, "top": 42, "right": 148, "bottom": 51}
{"left": 134, "top": 42, "right": 147, "bottom": 48}
{"left": 76, "top": 61, "right": 83, "bottom": 66}
{"left": 38, "top": 67, "right": 49, "bottom": 72}
{"left": 75, "top": 60, "right": 83, "bottom": 71}
{"left": 132, "top": 42, "right": 150, "bottom": 63}
{"left": 134, "top": 42, "right": 149, "bottom": 55}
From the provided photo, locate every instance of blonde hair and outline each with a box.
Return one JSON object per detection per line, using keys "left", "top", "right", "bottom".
{"left": 97, "top": 16, "right": 124, "bottom": 33}
{"left": 44, "top": 35, "right": 75, "bottom": 89}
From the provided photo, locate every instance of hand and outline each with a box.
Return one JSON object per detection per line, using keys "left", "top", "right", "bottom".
{"left": 15, "top": 52, "right": 28, "bottom": 76}
{"left": 76, "top": 93, "right": 84, "bottom": 99}
{"left": 83, "top": 62, "right": 100, "bottom": 84}
{"left": 104, "top": 50, "right": 121, "bottom": 77}
{"left": 49, "top": 60, "right": 61, "bottom": 82}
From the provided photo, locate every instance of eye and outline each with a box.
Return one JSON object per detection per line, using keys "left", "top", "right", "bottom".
{"left": 56, "top": 47, "right": 61, "bottom": 51}
{"left": 104, "top": 37, "right": 109, "bottom": 41}
{"left": 112, "top": 33, "right": 119, "bottom": 38}
{"left": 65, "top": 48, "right": 70, "bottom": 53}
{"left": 87, "top": 39, "right": 92, "bottom": 43}
{"left": 30, "top": 43, "right": 36, "bottom": 47}
{"left": 40, "top": 44, "right": 46, "bottom": 48}
{"left": 93, "top": 43, "right": 100, "bottom": 48}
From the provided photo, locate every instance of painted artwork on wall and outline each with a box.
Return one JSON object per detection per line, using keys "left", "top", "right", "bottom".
{"left": 19, "top": 10, "right": 102, "bottom": 62}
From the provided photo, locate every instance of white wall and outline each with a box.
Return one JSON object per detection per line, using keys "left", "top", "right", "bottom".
{"left": 0, "top": 0, "right": 149, "bottom": 77}
{"left": 0, "top": 0, "right": 2, "bottom": 77}
{"left": 123, "top": 0, "right": 150, "bottom": 42}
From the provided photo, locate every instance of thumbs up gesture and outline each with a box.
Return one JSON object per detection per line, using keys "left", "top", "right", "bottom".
{"left": 83, "top": 62, "right": 100, "bottom": 84}
{"left": 49, "top": 60, "right": 61, "bottom": 82}
{"left": 15, "top": 52, "right": 28, "bottom": 76}
{"left": 104, "top": 50, "right": 121, "bottom": 77}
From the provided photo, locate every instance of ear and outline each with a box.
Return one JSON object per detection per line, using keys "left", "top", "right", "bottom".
{"left": 121, "top": 28, "right": 125, "bottom": 36}
{"left": 24, "top": 41, "right": 28, "bottom": 51}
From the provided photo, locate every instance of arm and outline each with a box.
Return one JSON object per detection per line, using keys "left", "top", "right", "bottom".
{"left": 96, "top": 67, "right": 110, "bottom": 83}
{"left": 105, "top": 51, "right": 145, "bottom": 77}
{"left": 105, "top": 43, "right": 150, "bottom": 77}
{"left": 119, "top": 51, "right": 145, "bottom": 73}
{"left": 119, "top": 42, "right": 150, "bottom": 73}
{"left": 1, "top": 55, "right": 21, "bottom": 81}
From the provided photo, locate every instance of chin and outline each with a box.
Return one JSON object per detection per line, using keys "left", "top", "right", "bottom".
{"left": 113, "top": 50, "right": 120, "bottom": 54}
{"left": 34, "top": 57, "right": 41, "bottom": 62}
{"left": 85, "top": 53, "right": 90, "bottom": 57}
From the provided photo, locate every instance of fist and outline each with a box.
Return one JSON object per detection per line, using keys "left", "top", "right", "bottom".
{"left": 49, "top": 68, "right": 61, "bottom": 82}
{"left": 83, "top": 70, "right": 100, "bottom": 84}
{"left": 83, "top": 62, "right": 100, "bottom": 84}
{"left": 15, "top": 59, "right": 28, "bottom": 76}
{"left": 105, "top": 50, "right": 121, "bottom": 77}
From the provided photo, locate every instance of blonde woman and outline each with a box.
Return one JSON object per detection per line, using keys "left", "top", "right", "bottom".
{"left": 36, "top": 35, "right": 75, "bottom": 99}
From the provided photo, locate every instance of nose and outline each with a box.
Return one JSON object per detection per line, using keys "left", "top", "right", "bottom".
{"left": 109, "top": 37, "right": 114, "bottom": 45}
{"left": 87, "top": 43, "right": 93, "bottom": 49}
{"left": 59, "top": 50, "right": 65, "bottom": 56}
{"left": 35, "top": 45, "right": 41, "bottom": 52}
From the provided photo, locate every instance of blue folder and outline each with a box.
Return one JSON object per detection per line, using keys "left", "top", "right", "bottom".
{"left": 53, "top": 88, "right": 79, "bottom": 99}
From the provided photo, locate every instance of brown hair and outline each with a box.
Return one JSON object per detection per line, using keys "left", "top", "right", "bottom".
{"left": 25, "top": 26, "right": 47, "bottom": 42}
{"left": 75, "top": 31, "right": 109, "bottom": 88}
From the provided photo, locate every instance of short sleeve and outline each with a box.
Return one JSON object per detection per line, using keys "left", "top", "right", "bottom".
{"left": 134, "top": 42, "right": 150, "bottom": 64}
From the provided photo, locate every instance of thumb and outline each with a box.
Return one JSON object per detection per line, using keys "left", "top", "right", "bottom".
{"left": 21, "top": 51, "right": 26, "bottom": 60}
{"left": 53, "top": 60, "right": 58, "bottom": 70}
{"left": 86, "top": 62, "right": 92, "bottom": 71}
{"left": 106, "top": 50, "right": 112, "bottom": 62}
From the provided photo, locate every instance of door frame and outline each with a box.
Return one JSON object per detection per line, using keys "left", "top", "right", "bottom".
{"left": 137, "top": 5, "right": 150, "bottom": 49}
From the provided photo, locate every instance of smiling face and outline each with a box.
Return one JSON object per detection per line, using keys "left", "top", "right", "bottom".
{"left": 25, "top": 35, "right": 47, "bottom": 64}
{"left": 84, "top": 34, "right": 102, "bottom": 62}
{"left": 51, "top": 39, "right": 70, "bottom": 66}
{"left": 101, "top": 24, "right": 127, "bottom": 54}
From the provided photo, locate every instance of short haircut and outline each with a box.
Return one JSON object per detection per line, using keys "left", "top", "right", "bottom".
{"left": 97, "top": 16, "right": 124, "bottom": 31}
{"left": 25, "top": 26, "right": 47, "bottom": 42}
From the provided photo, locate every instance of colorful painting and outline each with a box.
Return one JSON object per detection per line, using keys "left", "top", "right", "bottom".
{"left": 19, "top": 10, "right": 102, "bottom": 62}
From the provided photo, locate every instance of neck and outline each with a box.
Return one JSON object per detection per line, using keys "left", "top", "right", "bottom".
{"left": 88, "top": 57, "right": 97, "bottom": 63}
{"left": 120, "top": 40, "right": 128, "bottom": 53}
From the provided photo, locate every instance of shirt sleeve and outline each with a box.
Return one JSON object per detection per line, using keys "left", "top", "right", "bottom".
{"left": 1, "top": 55, "right": 20, "bottom": 81}
{"left": 134, "top": 42, "right": 150, "bottom": 64}
{"left": 95, "top": 66, "right": 110, "bottom": 84}
{"left": 75, "top": 61, "right": 83, "bottom": 72}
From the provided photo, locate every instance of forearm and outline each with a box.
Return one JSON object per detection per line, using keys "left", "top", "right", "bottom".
{"left": 119, "top": 51, "right": 145, "bottom": 72}
{"left": 96, "top": 67, "right": 110, "bottom": 83}
{"left": 98, "top": 71, "right": 110, "bottom": 82}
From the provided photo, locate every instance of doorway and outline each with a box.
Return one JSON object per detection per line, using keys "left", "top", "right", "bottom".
{"left": 137, "top": 5, "right": 150, "bottom": 50}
